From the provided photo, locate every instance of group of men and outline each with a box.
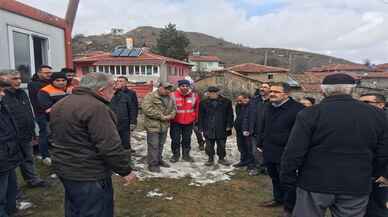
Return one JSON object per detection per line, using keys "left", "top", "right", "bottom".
{"left": 1, "top": 66, "right": 388, "bottom": 217}
{"left": 237, "top": 74, "right": 388, "bottom": 217}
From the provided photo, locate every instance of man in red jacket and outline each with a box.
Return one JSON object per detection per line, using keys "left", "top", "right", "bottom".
{"left": 170, "top": 80, "right": 200, "bottom": 163}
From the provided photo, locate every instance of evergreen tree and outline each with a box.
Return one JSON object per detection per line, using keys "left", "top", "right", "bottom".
{"left": 155, "top": 23, "right": 190, "bottom": 60}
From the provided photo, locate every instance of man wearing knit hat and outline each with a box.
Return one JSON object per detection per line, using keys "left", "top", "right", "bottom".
{"left": 280, "top": 73, "right": 388, "bottom": 217}
{"left": 36, "top": 72, "right": 68, "bottom": 165}
{"left": 169, "top": 79, "right": 200, "bottom": 163}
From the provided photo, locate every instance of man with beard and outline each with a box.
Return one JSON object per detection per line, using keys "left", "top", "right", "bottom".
{"left": 259, "top": 82, "right": 304, "bottom": 217}
{"left": 243, "top": 83, "right": 271, "bottom": 175}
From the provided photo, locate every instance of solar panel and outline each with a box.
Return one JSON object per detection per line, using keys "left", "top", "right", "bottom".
{"left": 128, "top": 48, "right": 143, "bottom": 57}
{"left": 119, "top": 49, "right": 131, "bottom": 57}
{"left": 112, "top": 48, "right": 123, "bottom": 57}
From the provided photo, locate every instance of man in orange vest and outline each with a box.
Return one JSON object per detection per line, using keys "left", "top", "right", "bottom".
{"left": 170, "top": 80, "right": 200, "bottom": 163}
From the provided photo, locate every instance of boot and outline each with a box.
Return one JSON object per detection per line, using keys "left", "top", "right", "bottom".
{"left": 218, "top": 158, "right": 231, "bottom": 166}
{"left": 169, "top": 155, "right": 179, "bottom": 163}
{"left": 182, "top": 154, "right": 195, "bottom": 162}
{"left": 204, "top": 156, "right": 214, "bottom": 166}
{"left": 148, "top": 166, "right": 161, "bottom": 173}
{"left": 159, "top": 160, "right": 171, "bottom": 168}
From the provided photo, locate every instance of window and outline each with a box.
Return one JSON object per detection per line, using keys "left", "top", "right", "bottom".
{"left": 141, "top": 66, "right": 146, "bottom": 75}
{"left": 153, "top": 66, "right": 159, "bottom": 74}
{"left": 268, "top": 73, "right": 274, "bottom": 80}
{"left": 110, "top": 66, "right": 115, "bottom": 75}
{"left": 81, "top": 66, "right": 89, "bottom": 75}
{"left": 128, "top": 65, "right": 134, "bottom": 75}
{"left": 8, "top": 26, "right": 50, "bottom": 83}
{"left": 104, "top": 66, "right": 109, "bottom": 74}
{"left": 121, "top": 66, "right": 127, "bottom": 75}
{"left": 98, "top": 65, "right": 103, "bottom": 72}
{"left": 116, "top": 66, "right": 121, "bottom": 75}
{"left": 146, "top": 65, "right": 152, "bottom": 75}
{"left": 134, "top": 65, "right": 140, "bottom": 75}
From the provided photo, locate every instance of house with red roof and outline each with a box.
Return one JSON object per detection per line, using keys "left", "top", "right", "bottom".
{"left": 0, "top": 0, "right": 79, "bottom": 83}
{"left": 73, "top": 38, "right": 192, "bottom": 84}
{"left": 188, "top": 52, "right": 224, "bottom": 72}
{"left": 226, "top": 63, "right": 289, "bottom": 82}
{"left": 377, "top": 63, "right": 388, "bottom": 72}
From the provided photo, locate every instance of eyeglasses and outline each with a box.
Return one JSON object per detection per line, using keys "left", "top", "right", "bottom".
{"left": 270, "top": 90, "right": 284, "bottom": 94}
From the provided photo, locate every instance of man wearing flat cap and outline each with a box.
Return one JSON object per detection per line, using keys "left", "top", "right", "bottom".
{"left": 198, "top": 86, "right": 234, "bottom": 166}
{"left": 280, "top": 73, "right": 388, "bottom": 217}
{"left": 169, "top": 80, "right": 200, "bottom": 163}
{"left": 142, "top": 81, "right": 176, "bottom": 173}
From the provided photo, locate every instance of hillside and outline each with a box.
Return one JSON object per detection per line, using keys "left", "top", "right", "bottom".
{"left": 72, "top": 26, "right": 353, "bottom": 73}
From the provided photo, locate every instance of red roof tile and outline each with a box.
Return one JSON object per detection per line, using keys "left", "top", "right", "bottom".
{"left": 377, "top": 63, "right": 388, "bottom": 71}
{"left": 227, "top": 63, "right": 289, "bottom": 74}
{"left": 73, "top": 49, "right": 191, "bottom": 66}
{"left": 188, "top": 55, "right": 222, "bottom": 62}
{"left": 308, "top": 64, "right": 383, "bottom": 72}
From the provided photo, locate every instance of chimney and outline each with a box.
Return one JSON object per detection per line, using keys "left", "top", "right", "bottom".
{"left": 126, "top": 37, "right": 133, "bottom": 49}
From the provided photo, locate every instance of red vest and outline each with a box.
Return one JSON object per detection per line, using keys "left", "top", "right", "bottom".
{"left": 171, "top": 90, "right": 199, "bottom": 125}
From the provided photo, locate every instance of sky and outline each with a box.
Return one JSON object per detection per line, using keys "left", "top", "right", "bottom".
{"left": 18, "top": 0, "right": 388, "bottom": 64}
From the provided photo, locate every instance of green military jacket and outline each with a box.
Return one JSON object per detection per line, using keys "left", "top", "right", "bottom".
{"left": 142, "top": 90, "right": 176, "bottom": 132}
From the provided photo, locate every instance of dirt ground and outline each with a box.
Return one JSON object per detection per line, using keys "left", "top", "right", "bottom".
{"left": 18, "top": 163, "right": 282, "bottom": 217}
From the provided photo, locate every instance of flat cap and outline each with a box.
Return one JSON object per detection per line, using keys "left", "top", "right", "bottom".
{"left": 322, "top": 73, "right": 355, "bottom": 85}
{"left": 207, "top": 86, "right": 220, "bottom": 92}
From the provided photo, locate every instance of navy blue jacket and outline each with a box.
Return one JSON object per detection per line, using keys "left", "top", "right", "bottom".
{"left": 260, "top": 98, "right": 304, "bottom": 164}
{"left": 110, "top": 89, "right": 138, "bottom": 129}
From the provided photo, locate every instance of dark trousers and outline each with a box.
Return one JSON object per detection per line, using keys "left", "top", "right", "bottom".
{"left": 293, "top": 187, "right": 369, "bottom": 217}
{"left": 170, "top": 123, "right": 193, "bottom": 158}
{"left": 60, "top": 177, "right": 114, "bottom": 217}
{"left": 147, "top": 131, "right": 167, "bottom": 167}
{"left": 266, "top": 163, "right": 296, "bottom": 212}
{"left": 205, "top": 138, "right": 226, "bottom": 159}
{"left": 193, "top": 124, "right": 205, "bottom": 146}
{"left": 0, "top": 170, "right": 17, "bottom": 217}
{"left": 365, "top": 182, "right": 388, "bottom": 217}
{"left": 118, "top": 127, "right": 130, "bottom": 150}
{"left": 236, "top": 131, "right": 255, "bottom": 168}
{"left": 18, "top": 141, "right": 39, "bottom": 184}
{"left": 36, "top": 114, "right": 49, "bottom": 158}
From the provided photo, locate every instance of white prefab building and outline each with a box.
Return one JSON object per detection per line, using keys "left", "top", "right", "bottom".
{"left": 0, "top": 1, "right": 78, "bottom": 83}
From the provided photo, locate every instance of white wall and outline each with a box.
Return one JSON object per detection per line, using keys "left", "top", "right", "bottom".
{"left": 189, "top": 61, "right": 223, "bottom": 72}
{"left": 0, "top": 9, "right": 66, "bottom": 72}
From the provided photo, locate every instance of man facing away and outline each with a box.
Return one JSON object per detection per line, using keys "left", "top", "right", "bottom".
{"left": 259, "top": 82, "right": 304, "bottom": 217}
{"left": 0, "top": 77, "right": 24, "bottom": 217}
{"left": 110, "top": 76, "right": 138, "bottom": 154}
{"left": 170, "top": 79, "right": 200, "bottom": 163}
{"left": 198, "top": 86, "right": 234, "bottom": 166}
{"left": 281, "top": 74, "right": 388, "bottom": 217}
{"left": 359, "top": 93, "right": 388, "bottom": 217}
{"left": 142, "top": 82, "right": 176, "bottom": 173}
{"left": 50, "top": 72, "right": 136, "bottom": 217}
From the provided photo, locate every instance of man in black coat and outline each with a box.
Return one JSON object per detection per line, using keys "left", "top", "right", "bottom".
{"left": 243, "top": 83, "right": 270, "bottom": 175}
{"left": 0, "top": 77, "right": 24, "bottom": 216}
{"left": 359, "top": 93, "right": 388, "bottom": 217}
{"left": 111, "top": 76, "right": 138, "bottom": 154}
{"left": 281, "top": 74, "right": 388, "bottom": 217}
{"left": 234, "top": 93, "right": 254, "bottom": 168}
{"left": 198, "top": 86, "right": 234, "bottom": 166}
{"left": 259, "top": 82, "right": 304, "bottom": 217}
{"left": 1, "top": 70, "right": 47, "bottom": 189}
{"left": 27, "top": 65, "right": 52, "bottom": 160}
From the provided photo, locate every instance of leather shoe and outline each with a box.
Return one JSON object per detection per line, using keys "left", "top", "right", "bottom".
{"left": 159, "top": 160, "right": 170, "bottom": 168}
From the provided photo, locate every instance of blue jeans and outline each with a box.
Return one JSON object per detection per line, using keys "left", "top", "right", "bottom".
{"left": 0, "top": 170, "right": 17, "bottom": 217}
{"left": 60, "top": 177, "right": 114, "bottom": 217}
{"left": 36, "top": 114, "right": 49, "bottom": 158}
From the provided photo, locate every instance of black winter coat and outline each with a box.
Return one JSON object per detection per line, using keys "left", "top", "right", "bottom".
{"left": 127, "top": 89, "right": 139, "bottom": 125}
{"left": 242, "top": 95, "right": 263, "bottom": 134}
{"left": 110, "top": 89, "right": 138, "bottom": 129}
{"left": 27, "top": 78, "right": 50, "bottom": 115}
{"left": 235, "top": 103, "right": 249, "bottom": 132}
{"left": 0, "top": 102, "right": 23, "bottom": 173}
{"left": 198, "top": 96, "right": 234, "bottom": 139}
{"left": 3, "top": 89, "right": 35, "bottom": 143}
{"left": 281, "top": 95, "right": 388, "bottom": 195}
{"left": 260, "top": 98, "right": 304, "bottom": 164}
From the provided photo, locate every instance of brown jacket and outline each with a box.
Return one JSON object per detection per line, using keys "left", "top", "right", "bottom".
{"left": 50, "top": 87, "right": 132, "bottom": 181}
